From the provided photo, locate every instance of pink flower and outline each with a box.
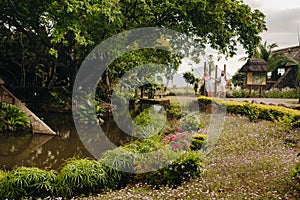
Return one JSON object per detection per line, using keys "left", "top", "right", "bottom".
{"left": 171, "top": 135, "right": 176, "bottom": 141}
{"left": 171, "top": 143, "right": 179, "bottom": 149}
{"left": 164, "top": 136, "right": 170, "bottom": 143}
{"left": 177, "top": 127, "right": 182, "bottom": 132}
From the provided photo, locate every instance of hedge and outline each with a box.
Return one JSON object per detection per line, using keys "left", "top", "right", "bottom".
{"left": 197, "top": 96, "right": 300, "bottom": 127}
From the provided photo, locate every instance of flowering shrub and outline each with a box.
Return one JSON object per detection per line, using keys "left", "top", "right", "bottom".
{"left": 162, "top": 119, "right": 181, "bottom": 135}
{"left": 164, "top": 132, "right": 191, "bottom": 151}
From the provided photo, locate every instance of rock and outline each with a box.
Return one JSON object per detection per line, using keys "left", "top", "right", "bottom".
{"left": 251, "top": 100, "right": 258, "bottom": 104}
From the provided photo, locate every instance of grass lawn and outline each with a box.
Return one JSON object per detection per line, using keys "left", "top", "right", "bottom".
{"left": 90, "top": 114, "right": 300, "bottom": 199}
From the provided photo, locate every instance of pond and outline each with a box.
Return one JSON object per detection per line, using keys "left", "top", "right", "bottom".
{"left": 0, "top": 112, "right": 132, "bottom": 170}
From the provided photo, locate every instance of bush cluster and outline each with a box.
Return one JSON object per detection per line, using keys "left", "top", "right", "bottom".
{"left": 0, "top": 159, "right": 127, "bottom": 199}
{"left": 227, "top": 88, "right": 299, "bottom": 98}
{"left": 0, "top": 102, "right": 30, "bottom": 133}
{"left": 198, "top": 96, "right": 300, "bottom": 127}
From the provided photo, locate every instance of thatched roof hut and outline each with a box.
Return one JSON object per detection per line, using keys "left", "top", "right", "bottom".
{"left": 239, "top": 58, "right": 268, "bottom": 73}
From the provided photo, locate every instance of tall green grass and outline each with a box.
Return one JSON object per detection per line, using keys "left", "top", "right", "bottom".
{"left": 0, "top": 167, "right": 57, "bottom": 199}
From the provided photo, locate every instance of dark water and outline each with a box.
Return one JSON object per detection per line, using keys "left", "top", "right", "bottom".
{"left": 0, "top": 112, "right": 131, "bottom": 170}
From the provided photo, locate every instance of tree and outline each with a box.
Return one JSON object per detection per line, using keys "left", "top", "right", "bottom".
{"left": 183, "top": 72, "right": 200, "bottom": 94}
{"left": 231, "top": 71, "right": 246, "bottom": 88}
{"left": 183, "top": 72, "right": 196, "bottom": 85}
{"left": 0, "top": 0, "right": 267, "bottom": 102}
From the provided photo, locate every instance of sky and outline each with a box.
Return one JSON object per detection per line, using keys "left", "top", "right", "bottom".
{"left": 179, "top": 0, "right": 300, "bottom": 76}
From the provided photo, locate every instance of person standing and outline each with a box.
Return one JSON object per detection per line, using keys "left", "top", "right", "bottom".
{"left": 201, "top": 71, "right": 213, "bottom": 97}
{"left": 217, "top": 70, "right": 228, "bottom": 98}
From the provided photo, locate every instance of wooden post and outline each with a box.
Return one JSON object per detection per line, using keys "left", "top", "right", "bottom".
{"left": 224, "top": 64, "right": 227, "bottom": 74}
{"left": 259, "top": 86, "right": 263, "bottom": 97}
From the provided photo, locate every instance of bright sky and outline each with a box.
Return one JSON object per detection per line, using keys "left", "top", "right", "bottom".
{"left": 179, "top": 0, "right": 300, "bottom": 76}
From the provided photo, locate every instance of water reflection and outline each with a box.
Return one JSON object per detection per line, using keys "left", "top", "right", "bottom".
{"left": 0, "top": 112, "right": 92, "bottom": 170}
{"left": 0, "top": 112, "right": 135, "bottom": 170}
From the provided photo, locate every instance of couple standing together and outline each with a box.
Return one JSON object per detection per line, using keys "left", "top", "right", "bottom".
{"left": 202, "top": 70, "right": 228, "bottom": 98}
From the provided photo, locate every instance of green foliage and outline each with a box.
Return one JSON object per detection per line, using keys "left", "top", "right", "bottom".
{"left": 291, "top": 153, "right": 300, "bottom": 187}
{"left": 49, "top": 88, "right": 71, "bottom": 109}
{"left": 229, "top": 88, "right": 299, "bottom": 98}
{"left": 291, "top": 161, "right": 300, "bottom": 182}
{"left": 274, "top": 115, "right": 294, "bottom": 133}
{"left": 190, "top": 133, "right": 208, "bottom": 151}
{"left": 231, "top": 89, "right": 249, "bottom": 98}
{"left": 243, "top": 103, "right": 259, "bottom": 122}
{"left": 263, "top": 88, "right": 300, "bottom": 99}
{"left": 180, "top": 114, "right": 204, "bottom": 133}
{"left": 101, "top": 146, "right": 136, "bottom": 173}
{"left": 57, "top": 158, "right": 107, "bottom": 197}
{"left": 183, "top": 72, "right": 196, "bottom": 85}
{"left": 0, "top": 102, "right": 30, "bottom": 133}
{"left": 133, "top": 107, "right": 166, "bottom": 137}
{"left": 136, "top": 150, "right": 202, "bottom": 188}
{"left": 0, "top": 0, "right": 266, "bottom": 103}
{"left": 166, "top": 102, "right": 186, "bottom": 120}
{"left": 198, "top": 96, "right": 300, "bottom": 127}
{"left": 0, "top": 170, "right": 7, "bottom": 182}
{"left": 231, "top": 72, "right": 246, "bottom": 88}
{"left": 73, "top": 97, "right": 104, "bottom": 126}
{"left": 0, "top": 167, "right": 57, "bottom": 199}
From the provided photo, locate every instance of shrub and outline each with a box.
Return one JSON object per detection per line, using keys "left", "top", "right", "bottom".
{"left": 263, "top": 88, "right": 300, "bottom": 99}
{"left": 167, "top": 91, "right": 176, "bottom": 96}
{"left": 73, "top": 98, "right": 104, "bottom": 126}
{"left": 198, "top": 97, "right": 300, "bottom": 127}
{"left": 291, "top": 153, "right": 300, "bottom": 186}
{"left": 243, "top": 103, "right": 259, "bottom": 122}
{"left": 164, "top": 132, "right": 191, "bottom": 151}
{"left": 135, "top": 150, "right": 203, "bottom": 188}
{"left": 133, "top": 107, "right": 166, "bottom": 137}
{"left": 57, "top": 158, "right": 107, "bottom": 197}
{"left": 180, "top": 114, "right": 204, "bottom": 133}
{"left": 0, "top": 167, "right": 57, "bottom": 199}
{"left": 190, "top": 133, "right": 208, "bottom": 151}
{"left": 166, "top": 102, "right": 183, "bottom": 120}
{"left": 0, "top": 102, "right": 30, "bottom": 133}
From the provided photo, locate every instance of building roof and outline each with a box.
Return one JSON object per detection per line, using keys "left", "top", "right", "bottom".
{"left": 273, "top": 45, "right": 300, "bottom": 63}
{"left": 239, "top": 58, "right": 268, "bottom": 72}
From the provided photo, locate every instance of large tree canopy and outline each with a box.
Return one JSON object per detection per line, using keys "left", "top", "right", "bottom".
{"left": 0, "top": 0, "right": 266, "bottom": 98}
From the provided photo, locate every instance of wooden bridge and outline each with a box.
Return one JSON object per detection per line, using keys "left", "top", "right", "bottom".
{"left": 0, "top": 77, "right": 56, "bottom": 135}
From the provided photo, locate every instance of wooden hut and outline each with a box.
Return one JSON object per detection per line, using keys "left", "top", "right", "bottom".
{"left": 239, "top": 58, "right": 268, "bottom": 97}
{"left": 269, "top": 45, "right": 300, "bottom": 89}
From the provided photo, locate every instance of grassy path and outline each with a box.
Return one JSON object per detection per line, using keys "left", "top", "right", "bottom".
{"left": 93, "top": 114, "right": 300, "bottom": 199}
